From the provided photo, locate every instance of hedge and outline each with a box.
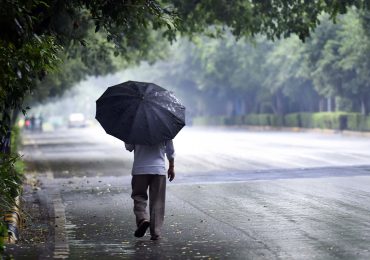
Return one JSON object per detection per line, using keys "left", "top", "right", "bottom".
{"left": 0, "top": 126, "right": 24, "bottom": 250}
{"left": 193, "top": 112, "right": 370, "bottom": 131}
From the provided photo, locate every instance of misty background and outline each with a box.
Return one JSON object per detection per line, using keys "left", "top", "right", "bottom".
{"left": 27, "top": 11, "right": 370, "bottom": 130}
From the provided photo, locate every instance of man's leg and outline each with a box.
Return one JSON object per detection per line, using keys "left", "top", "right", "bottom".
{"left": 131, "top": 175, "right": 151, "bottom": 226}
{"left": 149, "top": 175, "right": 166, "bottom": 239}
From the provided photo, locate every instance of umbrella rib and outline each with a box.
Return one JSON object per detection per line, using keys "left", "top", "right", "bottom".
{"left": 128, "top": 102, "right": 142, "bottom": 143}
{"left": 99, "top": 94, "right": 139, "bottom": 100}
{"left": 147, "top": 100, "right": 179, "bottom": 117}
{"left": 147, "top": 104, "right": 176, "bottom": 137}
{"left": 149, "top": 100, "right": 185, "bottom": 123}
{"left": 115, "top": 102, "right": 139, "bottom": 137}
{"left": 142, "top": 104, "right": 154, "bottom": 143}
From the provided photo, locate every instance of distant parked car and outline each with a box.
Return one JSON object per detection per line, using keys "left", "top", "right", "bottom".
{"left": 68, "top": 113, "right": 86, "bottom": 128}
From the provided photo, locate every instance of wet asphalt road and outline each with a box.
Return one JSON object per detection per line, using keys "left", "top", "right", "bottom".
{"left": 10, "top": 127, "right": 370, "bottom": 259}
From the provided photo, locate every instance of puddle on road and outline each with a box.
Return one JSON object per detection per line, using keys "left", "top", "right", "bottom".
{"left": 64, "top": 219, "right": 137, "bottom": 258}
{"left": 24, "top": 159, "right": 132, "bottom": 178}
{"left": 62, "top": 217, "right": 249, "bottom": 259}
{"left": 62, "top": 212, "right": 241, "bottom": 259}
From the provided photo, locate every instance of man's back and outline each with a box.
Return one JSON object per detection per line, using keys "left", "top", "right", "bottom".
{"left": 125, "top": 140, "right": 175, "bottom": 175}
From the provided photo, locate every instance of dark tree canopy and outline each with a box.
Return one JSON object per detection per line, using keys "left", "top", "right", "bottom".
{"left": 166, "top": 0, "right": 370, "bottom": 40}
{"left": 1, "top": 0, "right": 370, "bottom": 148}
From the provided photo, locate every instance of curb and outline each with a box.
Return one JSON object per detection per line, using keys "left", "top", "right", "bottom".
{"left": 195, "top": 125, "right": 370, "bottom": 137}
{"left": 3, "top": 196, "right": 22, "bottom": 244}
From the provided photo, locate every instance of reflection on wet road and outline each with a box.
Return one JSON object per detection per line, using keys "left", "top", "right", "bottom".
{"left": 17, "top": 127, "right": 370, "bottom": 259}
{"left": 23, "top": 126, "right": 370, "bottom": 177}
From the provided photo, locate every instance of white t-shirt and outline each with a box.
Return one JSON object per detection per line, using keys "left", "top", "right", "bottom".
{"left": 125, "top": 140, "right": 175, "bottom": 175}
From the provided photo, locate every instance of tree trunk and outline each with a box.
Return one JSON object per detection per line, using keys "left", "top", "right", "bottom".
{"left": 11, "top": 109, "right": 19, "bottom": 126}
{"left": 319, "top": 98, "right": 324, "bottom": 112}
{"left": 0, "top": 108, "right": 12, "bottom": 154}
{"left": 275, "top": 90, "right": 284, "bottom": 115}
{"left": 327, "top": 96, "right": 332, "bottom": 112}
{"left": 361, "top": 97, "right": 367, "bottom": 115}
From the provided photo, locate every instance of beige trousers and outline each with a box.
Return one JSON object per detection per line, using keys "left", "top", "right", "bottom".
{"left": 131, "top": 174, "right": 166, "bottom": 236}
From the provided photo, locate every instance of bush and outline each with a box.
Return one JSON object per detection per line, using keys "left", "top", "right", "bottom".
{"left": 192, "top": 112, "right": 370, "bottom": 132}
{"left": 347, "top": 114, "right": 370, "bottom": 131}
{"left": 258, "top": 114, "right": 271, "bottom": 126}
{"left": 363, "top": 116, "right": 370, "bottom": 131}
{"left": 0, "top": 221, "right": 6, "bottom": 252}
{"left": 244, "top": 114, "right": 270, "bottom": 126}
{"left": 192, "top": 116, "right": 227, "bottom": 126}
{"left": 0, "top": 155, "right": 24, "bottom": 213}
{"left": 285, "top": 113, "right": 301, "bottom": 127}
{"left": 233, "top": 115, "right": 245, "bottom": 125}
{"left": 347, "top": 113, "right": 360, "bottom": 131}
{"left": 269, "top": 115, "right": 284, "bottom": 127}
{"left": 243, "top": 114, "right": 284, "bottom": 127}
{"left": 299, "top": 113, "right": 314, "bottom": 128}
{"left": 244, "top": 114, "right": 259, "bottom": 125}
{"left": 310, "top": 112, "right": 348, "bottom": 130}
{"left": 0, "top": 125, "right": 24, "bottom": 248}
{"left": 10, "top": 126, "right": 21, "bottom": 153}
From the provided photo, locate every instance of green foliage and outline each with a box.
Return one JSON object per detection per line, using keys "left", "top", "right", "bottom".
{"left": 192, "top": 116, "right": 229, "bottom": 126}
{"left": 285, "top": 113, "right": 301, "bottom": 127}
{"left": 0, "top": 154, "right": 24, "bottom": 213}
{"left": 0, "top": 125, "right": 23, "bottom": 201}
{"left": 157, "top": 9, "right": 370, "bottom": 119}
{"left": 1, "top": 1, "right": 369, "bottom": 249}
{"left": 245, "top": 114, "right": 269, "bottom": 126}
{"left": 2, "top": 0, "right": 370, "bottom": 147}
{"left": 286, "top": 112, "right": 348, "bottom": 130}
{"left": 1, "top": 0, "right": 370, "bottom": 131}
{"left": 10, "top": 127, "right": 21, "bottom": 155}
{"left": 166, "top": 0, "right": 370, "bottom": 41}
{"left": 0, "top": 125, "right": 23, "bottom": 247}
{"left": 193, "top": 112, "right": 370, "bottom": 131}
{"left": 243, "top": 114, "right": 284, "bottom": 127}
{"left": 0, "top": 221, "right": 6, "bottom": 251}
{"left": 299, "top": 113, "right": 314, "bottom": 128}
{"left": 270, "top": 115, "right": 285, "bottom": 127}
{"left": 0, "top": 0, "right": 176, "bottom": 136}
{"left": 311, "top": 112, "right": 347, "bottom": 130}
{"left": 2, "top": 0, "right": 369, "bottom": 120}
{"left": 347, "top": 113, "right": 370, "bottom": 131}
{"left": 303, "top": 10, "right": 370, "bottom": 114}
{"left": 0, "top": 34, "right": 61, "bottom": 138}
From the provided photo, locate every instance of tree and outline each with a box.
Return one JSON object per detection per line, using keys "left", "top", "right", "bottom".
{"left": 2, "top": 0, "right": 370, "bottom": 151}
{"left": 0, "top": 0, "right": 176, "bottom": 152}
{"left": 302, "top": 10, "right": 370, "bottom": 114}
{"left": 165, "top": 0, "right": 370, "bottom": 40}
{"left": 336, "top": 10, "right": 370, "bottom": 114}
{"left": 301, "top": 15, "right": 341, "bottom": 112}
{"left": 262, "top": 36, "right": 320, "bottom": 115}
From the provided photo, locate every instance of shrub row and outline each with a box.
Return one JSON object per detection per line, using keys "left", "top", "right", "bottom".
{"left": 193, "top": 112, "right": 370, "bottom": 131}
{"left": 0, "top": 126, "right": 24, "bottom": 249}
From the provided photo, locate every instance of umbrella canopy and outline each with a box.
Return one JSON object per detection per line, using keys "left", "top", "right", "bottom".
{"left": 95, "top": 81, "right": 185, "bottom": 145}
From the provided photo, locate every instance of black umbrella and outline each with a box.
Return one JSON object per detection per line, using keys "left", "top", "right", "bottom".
{"left": 95, "top": 81, "right": 185, "bottom": 145}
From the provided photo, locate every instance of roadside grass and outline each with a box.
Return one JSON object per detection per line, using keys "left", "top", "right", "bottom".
{"left": 0, "top": 126, "right": 24, "bottom": 251}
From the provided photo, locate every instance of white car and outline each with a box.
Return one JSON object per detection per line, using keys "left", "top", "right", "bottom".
{"left": 68, "top": 113, "right": 86, "bottom": 128}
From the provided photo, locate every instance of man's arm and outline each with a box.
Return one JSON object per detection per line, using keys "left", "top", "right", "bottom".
{"left": 165, "top": 140, "right": 175, "bottom": 181}
{"left": 168, "top": 158, "right": 175, "bottom": 182}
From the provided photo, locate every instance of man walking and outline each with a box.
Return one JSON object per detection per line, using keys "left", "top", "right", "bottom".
{"left": 125, "top": 140, "right": 175, "bottom": 240}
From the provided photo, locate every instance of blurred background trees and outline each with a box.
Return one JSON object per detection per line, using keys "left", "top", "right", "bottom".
{"left": 2, "top": 0, "right": 370, "bottom": 148}
{"left": 159, "top": 9, "right": 370, "bottom": 119}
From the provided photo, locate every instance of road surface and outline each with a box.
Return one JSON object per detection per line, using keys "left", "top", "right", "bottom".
{"left": 6, "top": 126, "right": 370, "bottom": 259}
